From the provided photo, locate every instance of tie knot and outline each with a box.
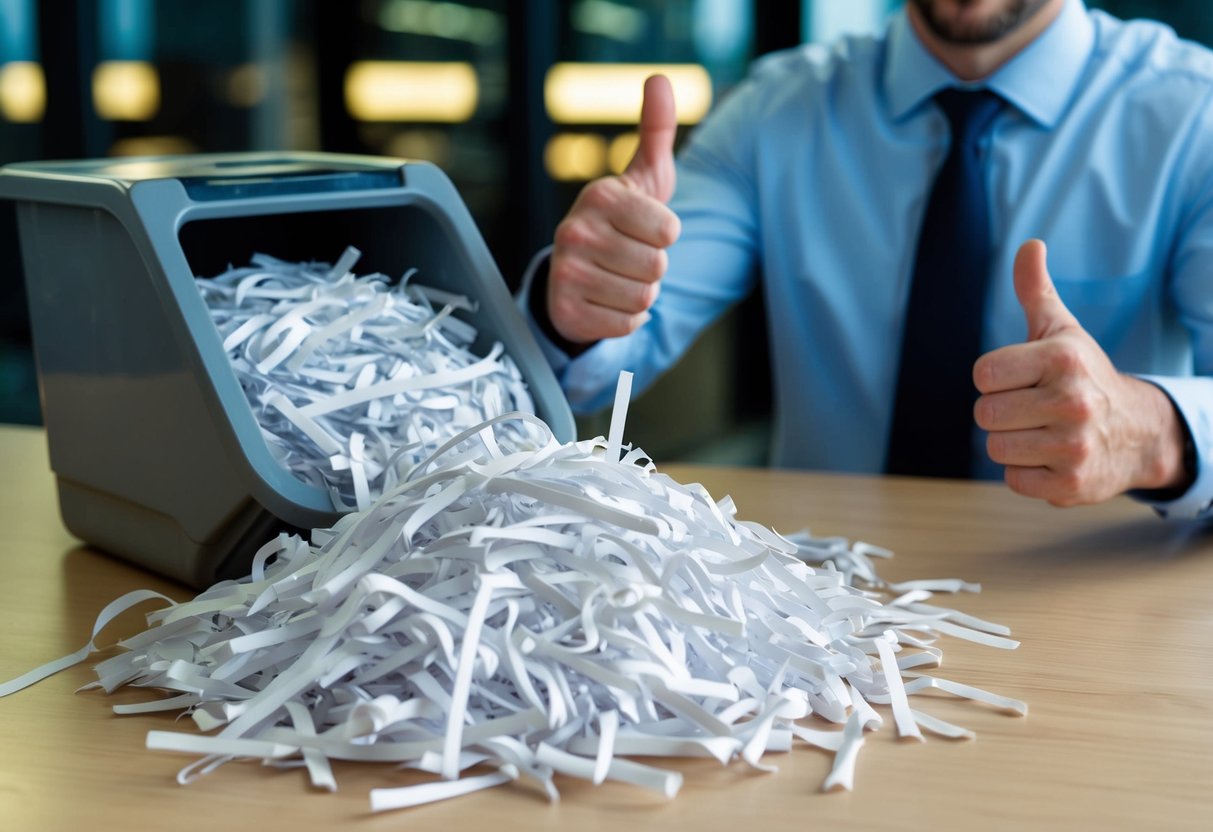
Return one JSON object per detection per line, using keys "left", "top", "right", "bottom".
{"left": 935, "top": 88, "right": 1003, "bottom": 145}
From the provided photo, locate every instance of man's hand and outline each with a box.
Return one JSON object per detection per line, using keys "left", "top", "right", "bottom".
{"left": 973, "top": 239, "right": 1188, "bottom": 506}
{"left": 546, "top": 75, "right": 681, "bottom": 345}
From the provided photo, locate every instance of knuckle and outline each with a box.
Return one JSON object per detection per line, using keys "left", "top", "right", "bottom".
{"left": 1055, "top": 386, "right": 1096, "bottom": 422}
{"left": 622, "top": 313, "right": 648, "bottom": 336}
{"left": 554, "top": 217, "right": 592, "bottom": 250}
{"left": 973, "top": 355, "right": 998, "bottom": 391}
{"left": 603, "top": 311, "right": 639, "bottom": 339}
{"left": 551, "top": 255, "right": 589, "bottom": 290}
{"left": 642, "top": 247, "right": 668, "bottom": 282}
{"left": 645, "top": 280, "right": 662, "bottom": 307}
{"left": 1057, "top": 433, "right": 1093, "bottom": 465}
{"left": 656, "top": 211, "right": 681, "bottom": 247}
{"left": 1048, "top": 342, "right": 1085, "bottom": 375}
{"left": 974, "top": 396, "right": 995, "bottom": 429}
{"left": 613, "top": 281, "right": 647, "bottom": 314}
{"left": 1069, "top": 395, "right": 1095, "bottom": 422}
{"left": 1052, "top": 467, "right": 1084, "bottom": 501}
{"left": 548, "top": 295, "right": 581, "bottom": 330}
{"left": 985, "top": 432, "right": 1006, "bottom": 462}
{"left": 625, "top": 279, "right": 661, "bottom": 314}
{"left": 629, "top": 280, "right": 653, "bottom": 312}
{"left": 579, "top": 178, "right": 619, "bottom": 212}
{"left": 1004, "top": 467, "right": 1032, "bottom": 496}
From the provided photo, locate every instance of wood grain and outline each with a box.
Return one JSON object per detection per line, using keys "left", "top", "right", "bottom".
{"left": 1, "top": 425, "right": 1210, "bottom": 831}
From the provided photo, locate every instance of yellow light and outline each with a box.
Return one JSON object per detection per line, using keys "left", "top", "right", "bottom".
{"left": 544, "top": 63, "right": 712, "bottom": 125}
{"left": 544, "top": 133, "right": 608, "bottom": 182}
{"left": 345, "top": 61, "right": 478, "bottom": 122}
{"left": 93, "top": 60, "right": 160, "bottom": 121}
{"left": 607, "top": 131, "right": 640, "bottom": 174}
{"left": 0, "top": 62, "right": 46, "bottom": 123}
{"left": 109, "top": 135, "right": 197, "bottom": 158}
{"left": 385, "top": 128, "right": 452, "bottom": 166}
{"left": 225, "top": 63, "right": 267, "bottom": 108}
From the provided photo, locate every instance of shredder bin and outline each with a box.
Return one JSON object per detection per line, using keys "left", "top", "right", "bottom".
{"left": 0, "top": 151, "right": 575, "bottom": 588}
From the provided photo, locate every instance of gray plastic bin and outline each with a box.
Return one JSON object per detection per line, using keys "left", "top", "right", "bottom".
{"left": 0, "top": 151, "right": 574, "bottom": 588}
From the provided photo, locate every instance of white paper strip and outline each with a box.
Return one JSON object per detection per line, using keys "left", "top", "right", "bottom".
{"left": 0, "top": 589, "right": 173, "bottom": 697}
{"left": 369, "top": 768, "right": 516, "bottom": 811}
{"left": 606, "top": 370, "right": 633, "bottom": 463}
{"left": 821, "top": 711, "right": 865, "bottom": 792}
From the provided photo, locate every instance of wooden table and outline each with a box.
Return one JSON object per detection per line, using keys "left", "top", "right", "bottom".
{"left": 1, "top": 423, "right": 1211, "bottom": 831}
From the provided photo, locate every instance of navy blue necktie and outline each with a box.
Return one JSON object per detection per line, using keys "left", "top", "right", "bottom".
{"left": 886, "top": 88, "right": 1004, "bottom": 479}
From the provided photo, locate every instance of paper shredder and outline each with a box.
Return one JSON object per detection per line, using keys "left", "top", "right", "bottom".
{"left": 0, "top": 152, "right": 574, "bottom": 588}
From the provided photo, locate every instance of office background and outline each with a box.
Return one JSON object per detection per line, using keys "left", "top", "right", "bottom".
{"left": 0, "top": 0, "right": 1206, "bottom": 463}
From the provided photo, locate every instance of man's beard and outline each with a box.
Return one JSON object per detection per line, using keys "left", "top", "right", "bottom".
{"left": 909, "top": 0, "right": 1052, "bottom": 44}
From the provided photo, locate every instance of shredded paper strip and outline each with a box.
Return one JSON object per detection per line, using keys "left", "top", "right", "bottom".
{"left": 195, "top": 248, "right": 535, "bottom": 511}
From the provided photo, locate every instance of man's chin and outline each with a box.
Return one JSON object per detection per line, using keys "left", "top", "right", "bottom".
{"left": 910, "top": 0, "right": 1048, "bottom": 45}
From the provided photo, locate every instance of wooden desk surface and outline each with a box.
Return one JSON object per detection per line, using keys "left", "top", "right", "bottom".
{"left": 1, "top": 423, "right": 1211, "bottom": 831}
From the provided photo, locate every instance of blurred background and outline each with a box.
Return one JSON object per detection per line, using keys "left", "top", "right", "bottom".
{"left": 1, "top": 0, "right": 1208, "bottom": 463}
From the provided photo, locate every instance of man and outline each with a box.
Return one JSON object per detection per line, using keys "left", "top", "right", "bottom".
{"left": 521, "top": 0, "right": 1213, "bottom": 518}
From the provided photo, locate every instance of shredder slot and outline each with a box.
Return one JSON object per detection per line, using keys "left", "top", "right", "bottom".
{"left": 179, "top": 170, "right": 402, "bottom": 201}
{"left": 179, "top": 204, "right": 495, "bottom": 353}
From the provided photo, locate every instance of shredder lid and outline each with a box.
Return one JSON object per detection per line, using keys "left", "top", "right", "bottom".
{"left": 0, "top": 151, "right": 407, "bottom": 185}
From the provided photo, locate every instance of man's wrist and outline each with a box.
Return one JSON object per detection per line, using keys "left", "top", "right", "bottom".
{"left": 1130, "top": 394, "right": 1197, "bottom": 501}
{"left": 528, "top": 257, "right": 593, "bottom": 358}
{"left": 1139, "top": 420, "right": 1197, "bottom": 500}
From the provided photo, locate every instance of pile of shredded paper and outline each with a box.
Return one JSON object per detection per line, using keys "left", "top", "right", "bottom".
{"left": 195, "top": 247, "right": 535, "bottom": 511}
{"left": 0, "top": 251, "right": 1026, "bottom": 812}
{"left": 0, "top": 396, "right": 1025, "bottom": 811}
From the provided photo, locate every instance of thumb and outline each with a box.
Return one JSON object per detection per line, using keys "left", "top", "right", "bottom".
{"left": 623, "top": 74, "right": 677, "bottom": 203}
{"left": 1014, "top": 239, "right": 1078, "bottom": 340}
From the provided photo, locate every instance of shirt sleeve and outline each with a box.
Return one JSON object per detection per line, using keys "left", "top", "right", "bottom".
{"left": 1133, "top": 375, "right": 1213, "bottom": 518}
{"left": 515, "top": 245, "right": 574, "bottom": 376}
{"left": 1136, "top": 88, "right": 1213, "bottom": 520}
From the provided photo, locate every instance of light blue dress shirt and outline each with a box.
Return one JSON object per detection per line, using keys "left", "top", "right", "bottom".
{"left": 522, "top": 0, "right": 1213, "bottom": 519}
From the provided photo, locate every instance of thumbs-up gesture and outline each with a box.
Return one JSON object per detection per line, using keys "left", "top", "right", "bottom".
{"left": 546, "top": 75, "right": 682, "bottom": 345}
{"left": 973, "top": 240, "right": 1189, "bottom": 505}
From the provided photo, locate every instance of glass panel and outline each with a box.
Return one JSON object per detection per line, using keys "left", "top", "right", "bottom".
{"left": 1088, "top": 1, "right": 1213, "bottom": 45}
{"left": 0, "top": 1, "right": 41, "bottom": 423}
{"left": 835, "top": 2, "right": 1213, "bottom": 49}
{"left": 101, "top": 0, "right": 297, "bottom": 156}
{"left": 804, "top": 0, "right": 898, "bottom": 43}
{"left": 0, "top": 0, "right": 41, "bottom": 162}
{"left": 548, "top": 0, "right": 753, "bottom": 186}
{"left": 341, "top": 1, "right": 509, "bottom": 265}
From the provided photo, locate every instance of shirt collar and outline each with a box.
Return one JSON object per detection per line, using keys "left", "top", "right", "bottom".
{"left": 884, "top": 0, "right": 1095, "bottom": 128}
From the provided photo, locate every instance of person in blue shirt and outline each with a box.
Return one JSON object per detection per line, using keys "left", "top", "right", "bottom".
{"left": 521, "top": 0, "right": 1213, "bottom": 519}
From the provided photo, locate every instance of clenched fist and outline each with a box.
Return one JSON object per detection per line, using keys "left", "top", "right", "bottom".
{"left": 974, "top": 240, "right": 1189, "bottom": 506}
{"left": 546, "top": 75, "right": 682, "bottom": 345}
